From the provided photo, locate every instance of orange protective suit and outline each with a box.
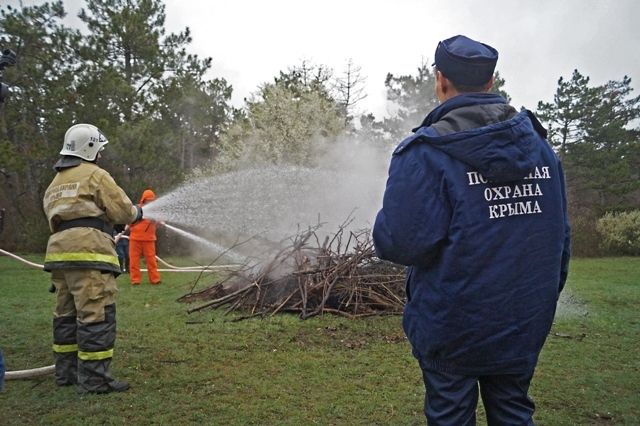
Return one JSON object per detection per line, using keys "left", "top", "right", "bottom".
{"left": 129, "top": 189, "right": 161, "bottom": 285}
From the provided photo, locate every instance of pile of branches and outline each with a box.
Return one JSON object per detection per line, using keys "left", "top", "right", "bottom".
{"left": 179, "top": 225, "right": 406, "bottom": 320}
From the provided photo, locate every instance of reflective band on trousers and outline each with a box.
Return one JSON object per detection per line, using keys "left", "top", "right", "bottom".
{"left": 53, "top": 343, "right": 79, "bottom": 353}
{"left": 44, "top": 252, "right": 119, "bottom": 265}
{"left": 78, "top": 349, "right": 114, "bottom": 361}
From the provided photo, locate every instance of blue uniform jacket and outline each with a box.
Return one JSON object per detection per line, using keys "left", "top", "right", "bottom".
{"left": 373, "top": 93, "right": 571, "bottom": 375}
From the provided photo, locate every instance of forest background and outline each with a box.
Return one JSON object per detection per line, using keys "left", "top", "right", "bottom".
{"left": 0, "top": 0, "right": 638, "bottom": 257}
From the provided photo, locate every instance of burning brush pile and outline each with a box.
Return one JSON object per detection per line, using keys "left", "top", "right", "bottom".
{"left": 179, "top": 225, "right": 407, "bottom": 320}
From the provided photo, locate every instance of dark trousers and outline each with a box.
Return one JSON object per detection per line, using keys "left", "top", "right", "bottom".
{"left": 418, "top": 362, "right": 536, "bottom": 425}
{"left": 116, "top": 240, "right": 129, "bottom": 272}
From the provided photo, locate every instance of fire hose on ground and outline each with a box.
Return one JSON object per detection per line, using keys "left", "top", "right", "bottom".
{"left": 0, "top": 248, "right": 239, "bottom": 381}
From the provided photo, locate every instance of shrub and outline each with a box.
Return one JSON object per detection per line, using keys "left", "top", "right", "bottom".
{"left": 596, "top": 210, "right": 640, "bottom": 256}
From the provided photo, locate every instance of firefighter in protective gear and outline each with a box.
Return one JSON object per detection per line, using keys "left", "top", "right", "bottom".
{"left": 43, "top": 123, "right": 143, "bottom": 394}
{"left": 128, "top": 189, "right": 161, "bottom": 285}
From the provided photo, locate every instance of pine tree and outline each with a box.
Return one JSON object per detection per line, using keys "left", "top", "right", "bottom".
{"left": 537, "top": 69, "right": 640, "bottom": 255}
{"left": 0, "top": 1, "right": 82, "bottom": 249}
{"left": 537, "top": 70, "right": 640, "bottom": 210}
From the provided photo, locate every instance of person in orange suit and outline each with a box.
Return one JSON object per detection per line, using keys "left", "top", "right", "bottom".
{"left": 128, "top": 189, "right": 161, "bottom": 285}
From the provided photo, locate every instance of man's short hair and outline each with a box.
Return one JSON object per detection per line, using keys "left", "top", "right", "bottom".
{"left": 435, "top": 67, "right": 491, "bottom": 93}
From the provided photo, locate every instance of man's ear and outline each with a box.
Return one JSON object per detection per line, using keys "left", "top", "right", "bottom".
{"left": 436, "top": 70, "right": 450, "bottom": 98}
{"left": 484, "top": 76, "right": 495, "bottom": 92}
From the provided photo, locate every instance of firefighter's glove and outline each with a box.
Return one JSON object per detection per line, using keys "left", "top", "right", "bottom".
{"left": 132, "top": 206, "right": 144, "bottom": 224}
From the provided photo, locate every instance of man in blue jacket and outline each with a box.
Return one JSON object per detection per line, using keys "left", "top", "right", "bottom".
{"left": 373, "top": 35, "right": 570, "bottom": 425}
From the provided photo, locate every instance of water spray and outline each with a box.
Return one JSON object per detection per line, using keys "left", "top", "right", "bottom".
{"left": 137, "top": 163, "right": 387, "bottom": 246}
{"left": 162, "top": 222, "right": 248, "bottom": 265}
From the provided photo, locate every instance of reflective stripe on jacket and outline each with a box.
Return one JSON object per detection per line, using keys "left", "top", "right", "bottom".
{"left": 43, "top": 161, "right": 138, "bottom": 272}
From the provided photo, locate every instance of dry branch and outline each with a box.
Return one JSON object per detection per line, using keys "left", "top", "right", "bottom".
{"left": 180, "top": 225, "right": 406, "bottom": 320}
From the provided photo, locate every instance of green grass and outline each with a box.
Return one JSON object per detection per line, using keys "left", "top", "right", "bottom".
{"left": 0, "top": 255, "right": 638, "bottom": 425}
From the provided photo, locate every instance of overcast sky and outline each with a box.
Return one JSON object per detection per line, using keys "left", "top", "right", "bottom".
{"left": 7, "top": 0, "right": 640, "bottom": 119}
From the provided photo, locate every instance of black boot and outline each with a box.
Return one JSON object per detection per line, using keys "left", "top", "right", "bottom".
{"left": 76, "top": 304, "right": 129, "bottom": 394}
{"left": 53, "top": 315, "right": 78, "bottom": 386}
{"left": 54, "top": 353, "right": 78, "bottom": 386}
{"left": 77, "top": 358, "right": 129, "bottom": 394}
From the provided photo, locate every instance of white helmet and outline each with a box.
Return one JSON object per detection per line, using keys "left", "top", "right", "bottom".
{"left": 60, "top": 123, "right": 109, "bottom": 161}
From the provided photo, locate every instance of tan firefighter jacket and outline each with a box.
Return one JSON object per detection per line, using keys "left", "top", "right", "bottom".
{"left": 43, "top": 161, "right": 139, "bottom": 273}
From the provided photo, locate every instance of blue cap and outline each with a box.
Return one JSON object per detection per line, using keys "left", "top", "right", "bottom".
{"left": 434, "top": 35, "right": 498, "bottom": 86}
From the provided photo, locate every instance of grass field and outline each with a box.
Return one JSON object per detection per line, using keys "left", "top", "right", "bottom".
{"left": 0, "top": 255, "right": 638, "bottom": 425}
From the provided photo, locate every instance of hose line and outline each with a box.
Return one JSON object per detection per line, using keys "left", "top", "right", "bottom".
{"left": 0, "top": 248, "right": 237, "bottom": 380}
{"left": 5, "top": 365, "right": 55, "bottom": 380}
